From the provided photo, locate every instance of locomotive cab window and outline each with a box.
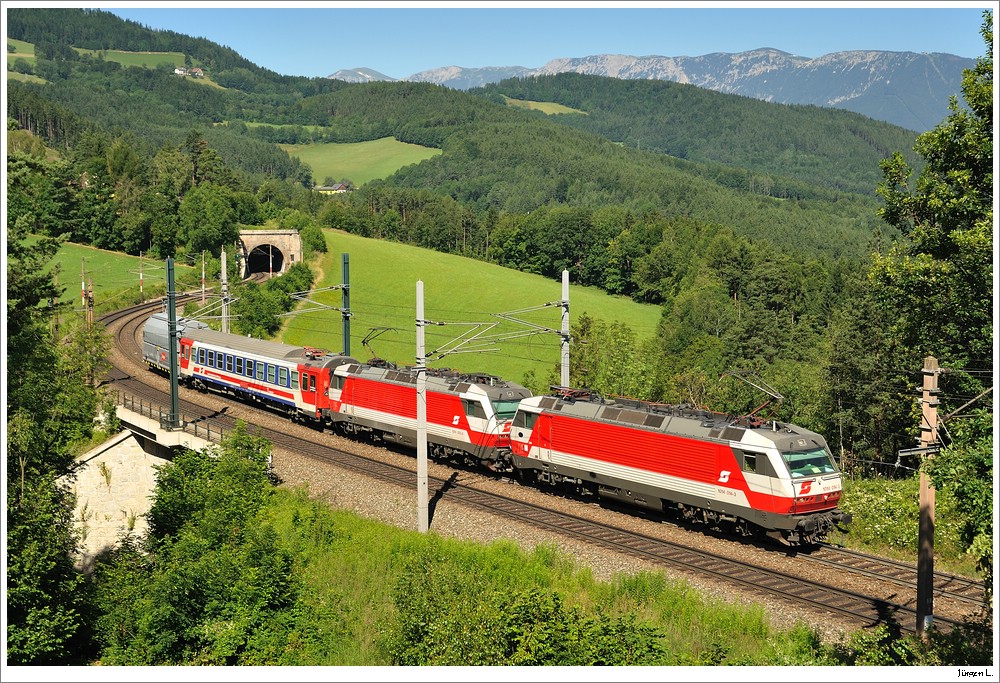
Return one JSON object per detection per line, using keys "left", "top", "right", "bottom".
{"left": 783, "top": 448, "right": 837, "bottom": 478}
{"left": 492, "top": 399, "right": 523, "bottom": 420}
{"left": 302, "top": 373, "right": 311, "bottom": 392}
{"left": 741, "top": 450, "right": 775, "bottom": 477}
{"left": 512, "top": 411, "right": 538, "bottom": 429}
{"left": 464, "top": 400, "right": 487, "bottom": 419}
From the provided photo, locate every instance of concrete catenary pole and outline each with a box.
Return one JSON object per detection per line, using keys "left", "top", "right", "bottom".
{"left": 342, "top": 253, "right": 351, "bottom": 356}
{"left": 166, "top": 257, "right": 180, "bottom": 429}
{"left": 916, "top": 355, "right": 940, "bottom": 638}
{"left": 561, "top": 269, "right": 570, "bottom": 387}
{"left": 416, "top": 280, "right": 429, "bottom": 532}
{"left": 221, "top": 245, "right": 230, "bottom": 334}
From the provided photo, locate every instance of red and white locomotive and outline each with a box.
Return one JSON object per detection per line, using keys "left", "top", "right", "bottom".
{"left": 508, "top": 388, "right": 851, "bottom": 545}
{"left": 325, "top": 360, "right": 532, "bottom": 468}
{"left": 142, "top": 313, "right": 531, "bottom": 466}
{"left": 143, "top": 313, "right": 851, "bottom": 545}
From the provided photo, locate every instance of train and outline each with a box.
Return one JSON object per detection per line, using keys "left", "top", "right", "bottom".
{"left": 142, "top": 312, "right": 851, "bottom": 546}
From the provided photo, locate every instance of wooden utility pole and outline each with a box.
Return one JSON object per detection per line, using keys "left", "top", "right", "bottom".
{"left": 916, "top": 355, "right": 940, "bottom": 639}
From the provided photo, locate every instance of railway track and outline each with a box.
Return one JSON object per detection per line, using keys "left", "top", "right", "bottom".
{"left": 803, "top": 544, "right": 987, "bottom": 608}
{"left": 100, "top": 298, "right": 989, "bottom": 637}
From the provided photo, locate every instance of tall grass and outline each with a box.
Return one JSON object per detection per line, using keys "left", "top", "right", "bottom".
{"left": 265, "top": 485, "right": 837, "bottom": 665}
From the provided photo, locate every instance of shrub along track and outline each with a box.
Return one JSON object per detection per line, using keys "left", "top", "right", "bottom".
{"left": 101, "top": 298, "right": 989, "bottom": 638}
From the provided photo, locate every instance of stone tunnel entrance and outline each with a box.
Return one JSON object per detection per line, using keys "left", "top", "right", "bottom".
{"left": 246, "top": 244, "right": 284, "bottom": 275}
{"left": 238, "top": 229, "right": 302, "bottom": 277}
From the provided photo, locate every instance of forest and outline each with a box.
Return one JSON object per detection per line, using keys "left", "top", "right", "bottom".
{"left": 5, "top": 7, "right": 994, "bottom": 666}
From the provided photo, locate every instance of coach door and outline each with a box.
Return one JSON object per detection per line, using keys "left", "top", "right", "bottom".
{"left": 178, "top": 338, "right": 193, "bottom": 371}
{"left": 300, "top": 369, "right": 319, "bottom": 410}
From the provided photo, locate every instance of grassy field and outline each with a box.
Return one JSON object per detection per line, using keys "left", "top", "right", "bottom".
{"left": 279, "top": 230, "right": 663, "bottom": 386}
{"left": 279, "top": 137, "right": 441, "bottom": 186}
{"left": 504, "top": 96, "right": 587, "bottom": 116}
{"left": 6, "top": 37, "right": 34, "bottom": 63}
{"left": 74, "top": 46, "right": 186, "bottom": 69}
{"left": 31, "top": 239, "right": 197, "bottom": 314}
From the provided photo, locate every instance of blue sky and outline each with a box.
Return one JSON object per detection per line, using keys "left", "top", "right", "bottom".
{"left": 90, "top": 2, "right": 991, "bottom": 80}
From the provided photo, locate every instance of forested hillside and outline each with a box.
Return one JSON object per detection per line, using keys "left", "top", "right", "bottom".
{"left": 471, "top": 73, "right": 923, "bottom": 197}
{"left": 5, "top": 6, "right": 993, "bottom": 666}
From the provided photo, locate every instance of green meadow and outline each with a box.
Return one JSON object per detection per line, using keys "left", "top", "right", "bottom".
{"left": 32, "top": 239, "right": 196, "bottom": 314}
{"left": 503, "top": 96, "right": 587, "bottom": 116}
{"left": 74, "top": 47, "right": 187, "bottom": 70}
{"left": 279, "top": 136, "right": 442, "bottom": 186}
{"left": 279, "top": 230, "right": 663, "bottom": 385}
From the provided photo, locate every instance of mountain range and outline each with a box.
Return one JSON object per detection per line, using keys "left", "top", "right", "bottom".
{"left": 329, "top": 49, "right": 975, "bottom": 133}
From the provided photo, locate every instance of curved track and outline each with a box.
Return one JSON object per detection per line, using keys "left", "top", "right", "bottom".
{"left": 101, "top": 299, "right": 989, "bottom": 637}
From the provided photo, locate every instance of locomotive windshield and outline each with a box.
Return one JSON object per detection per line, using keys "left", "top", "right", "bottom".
{"left": 492, "top": 399, "right": 522, "bottom": 420}
{"left": 782, "top": 448, "right": 838, "bottom": 478}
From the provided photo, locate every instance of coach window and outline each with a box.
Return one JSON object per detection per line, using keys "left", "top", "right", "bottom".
{"left": 278, "top": 367, "right": 289, "bottom": 387}
{"left": 255, "top": 361, "right": 263, "bottom": 382}
{"left": 291, "top": 371, "right": 299, "bottom": 390}
{"left": 267, "top": 364, "right": 276, "bottom": 384}
{"left": 236, "top": 357, "right": 244, "bottom": 375}
{"left": 226, "top": 355, "right": 234, "bottom": 372}
{"left": 198, "top": 348, "right": 206, "bottom": 365}
{"left": 208, "top": 350, "right": 215, "bottom": 367}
